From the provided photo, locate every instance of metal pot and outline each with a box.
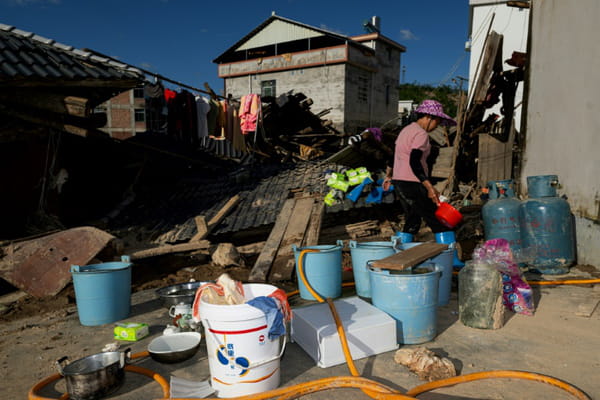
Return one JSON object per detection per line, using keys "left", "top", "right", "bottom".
{"left": 156, "top": 281, "right": 208, "bottom": 308}
{"left": 148, "top": 332, "right": 201, "bottom": 363}
{"left": 56, "top": 348, "right": 130, "bottom": 400}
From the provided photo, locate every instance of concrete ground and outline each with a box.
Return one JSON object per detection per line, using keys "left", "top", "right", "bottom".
{"left": 3, "top": 272, "right": 599, "bottom": 400}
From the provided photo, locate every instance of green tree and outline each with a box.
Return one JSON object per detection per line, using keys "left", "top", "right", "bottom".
{"left": 398, "top": 83, "right": 460, "bottom": 117}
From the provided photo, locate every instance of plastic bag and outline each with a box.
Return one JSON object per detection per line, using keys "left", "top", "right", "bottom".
{"left": 472, "top": 238, "right": 535, "bottom": 316}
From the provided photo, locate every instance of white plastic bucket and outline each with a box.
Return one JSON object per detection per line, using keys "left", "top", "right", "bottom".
{"left": 199, "top": 284, "right": 285, "bottom": 398}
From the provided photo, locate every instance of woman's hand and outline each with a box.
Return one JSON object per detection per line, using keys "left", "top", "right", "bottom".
{"left": 423, "top": 180, "right": 440, "bottom": 206}
{"left": 383, "top": 176, "right": 392, "bottom": 191}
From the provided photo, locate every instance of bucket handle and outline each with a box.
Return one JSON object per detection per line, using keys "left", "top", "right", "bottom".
{"left": 205, "top": 319, "right": 287, "bottom": 371}
{"left": 293, "top": 242, "right": 343, "bottom": 253}
{"left": 71, "top": 255, "right": 132, "bottom": 273}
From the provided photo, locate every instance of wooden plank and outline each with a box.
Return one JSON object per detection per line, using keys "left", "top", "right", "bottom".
{"left": 236, "top": 241, "right": 265, "bottom": 256}
{"left": 303, "top": 200, "right": 325, "bottom": 246}
{"left": 477, "top": 133, "right": 513, "bottom": 188}
{"left": 268, "top": 197, "right": 315, "bottom": 282}
{"left": 129, "top": 240, "right": 210, "bottom": 260}
{"left": 248, "top": 198, "right": 296, "bottom": 282}
{"left": 371, "top": 243, "right": 448, "bottom": 271}
{"left": 190, "top": 195, "right": 240, "bottom": 242}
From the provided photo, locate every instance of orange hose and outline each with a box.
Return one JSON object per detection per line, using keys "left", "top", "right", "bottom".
{"left": 29, "top": 257, "right": 593, "bottom": 400}
{"left": 451, "top": 269, "right": 600, "bottom": 286}
{"left": 406, "top": 370, "right": 591, "bottom": 399}
{"left": 529, "top": 278, "right": 600, "bottom": 286}
{"left": 28, "top": 352, "right": 169, "bottom": 400}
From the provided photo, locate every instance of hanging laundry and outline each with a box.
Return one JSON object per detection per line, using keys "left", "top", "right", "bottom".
{"left": 231, "top": 106, "right": 246, "bottom": 153}
{"left": 195, "top": 96, "right": 210, "bottom": 140}
{"left": 206, "top": 98, "right": 220, "bottom": 136}
{"left": 164, "top": 88, "right": 176, "bottom": 103}
{"left": 144, "top": 82, "right": 167, "bottom": 134}
{"left": 217, "top": 100, "right": 226, "bottom": 138}
{"left": 239, "top": 93, "right": 261, "bottom": 135}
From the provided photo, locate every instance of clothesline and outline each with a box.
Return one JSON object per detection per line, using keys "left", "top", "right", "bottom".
{"left": 84, "top": 48, "right": 227, "bottom": 100}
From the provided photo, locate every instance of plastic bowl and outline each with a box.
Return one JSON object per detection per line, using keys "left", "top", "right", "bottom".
{"left": 435, "top": 202, "right": 463, "bottom": 228}
{"left": 148, "top": 332, "right": 202, "bottom": 364}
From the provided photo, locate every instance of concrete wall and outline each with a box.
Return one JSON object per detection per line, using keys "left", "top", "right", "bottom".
{"left": 225, "top": 63, "right": 347, "bottom": 129}
{"left": 523, "top": 0, "right": 600, "bottom": 266}
{"left": 222, "top": 40, "right": 401, "bottom": 134}
{"left": 344, "top": 42, "right": 401, "bottom": 134}
{"left": 469, "top": 1, "right": 529, "bottom": 129}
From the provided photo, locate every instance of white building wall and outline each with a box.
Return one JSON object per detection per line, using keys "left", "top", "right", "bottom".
{"left": 523, "top": 0, "right": 600, "bottom": 266}
{"left": 225, "top": 64, "right": 347, "bottom": 130}
{"left": 468, "top": 1, "right": 529, "bottom": 129}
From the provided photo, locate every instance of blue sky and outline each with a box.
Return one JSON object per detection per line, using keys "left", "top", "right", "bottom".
{"left": 1, "top": 0, "right": 471, "bottom": 94}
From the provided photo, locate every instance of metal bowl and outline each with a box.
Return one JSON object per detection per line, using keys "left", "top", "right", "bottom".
{"left": 148, "top": 332, "right": 202, "bottom": 364}
{"left": 155, "top": 281, "right": 208, "bottom": 308}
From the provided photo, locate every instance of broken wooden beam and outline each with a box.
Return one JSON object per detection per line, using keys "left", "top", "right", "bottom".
{"left": 129, "top": 240, "right": 211, "bottom": 260}
{"left": 248, "top": 198, "right": 295, "bottom": 282}
{"left": 268, "top": 197, "right": 315, "bottom": 282}
{"left": 190, "top": 195, "right": 241, "bottom": 242}
{"left": 303, "top": 200, "right": 325, "bottom": 247}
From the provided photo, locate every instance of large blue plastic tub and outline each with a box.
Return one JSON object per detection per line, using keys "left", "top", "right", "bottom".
{"left": 369, "top": 263, "right": 440, "bottom": 344}
{"left": 293, "top": 243, "right": 342, "bottom": 301}
{"left": 349, "top": 241, "right": 396, "bottom": 298}
{"left": 70, "top": 256, "right": 132, "bottom": 326}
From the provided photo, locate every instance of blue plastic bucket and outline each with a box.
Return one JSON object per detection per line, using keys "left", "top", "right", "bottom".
{"left": 393, "top": 232, "right": 414, "bottom": 244}
{"left": 399, "top": 242, "right": 454, "bottom": 306}
{"left": 349, "top": 241, "right": 396, "bottom": 298}
{"left": 70, "top": 256, "right": 132, "bottom": 326}
{"left": 369, "top": 262, "right": 440, "bottom": 344}
{"left": 293, "top": 242, "right": 342, "bottom": 301}
{"left": 435, "top": 231, "right": 464, "bottom": 267}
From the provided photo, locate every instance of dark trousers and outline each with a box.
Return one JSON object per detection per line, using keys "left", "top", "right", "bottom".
{"left": 392, "top": 180, "right": 448, "bottom": 235}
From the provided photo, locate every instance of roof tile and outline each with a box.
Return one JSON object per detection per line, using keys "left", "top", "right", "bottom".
{"left": 0, "top": 23, "right": 143, "bottom": 83}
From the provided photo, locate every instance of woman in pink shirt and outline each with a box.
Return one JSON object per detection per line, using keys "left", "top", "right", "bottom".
{"left": 383, "top": 100, "right": 456, "bottom": 236}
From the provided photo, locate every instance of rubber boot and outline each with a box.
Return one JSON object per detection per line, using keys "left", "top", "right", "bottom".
{"left": 435, "top": 231, "right": 464, "bottom": 267}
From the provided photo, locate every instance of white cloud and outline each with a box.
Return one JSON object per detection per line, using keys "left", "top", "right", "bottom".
{"left": 140, "top": 62, "right": 154, "bottom": 70}
{"left": 10, "top": 0, "right": 61, "bottom": 5}
{"left": 399, "top": 29, "right": 418, "bottom": 41}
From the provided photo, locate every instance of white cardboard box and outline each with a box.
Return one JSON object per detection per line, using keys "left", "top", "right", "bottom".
{"left": 290, "top": 296, "right": 398, "bottom": 368}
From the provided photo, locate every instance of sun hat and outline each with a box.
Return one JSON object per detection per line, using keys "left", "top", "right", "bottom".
{"left": 415, "top": 100, "right": 457, "bottom": 126}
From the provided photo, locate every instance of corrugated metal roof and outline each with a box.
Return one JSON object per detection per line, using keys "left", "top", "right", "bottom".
{"left": 0, "top": 23, "right": 143, "bottom": 83}
{"left": 238, "top": 19, "right": 325, "bottom": 50}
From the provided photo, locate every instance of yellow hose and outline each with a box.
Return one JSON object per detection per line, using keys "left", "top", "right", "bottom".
{"left": 29, "top": 250, "right": 592, "bottom": 400}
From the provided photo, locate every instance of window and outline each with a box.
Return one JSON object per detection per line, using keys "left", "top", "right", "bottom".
{"left": 134, "top": 108, "right": 145, "bottom": 122}
{"left": 261, "top": 80, "right": 276, "bottom": 98}
{"left": 133, "top": 87, "right": 145, "bottom": 98}
{"left": 357, "top": 73, "right": 370, "bottom": 104}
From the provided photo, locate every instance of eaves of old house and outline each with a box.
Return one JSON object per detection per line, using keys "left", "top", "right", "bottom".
{"left": 0, "top": 23, "right": 144, "bottom": 139}
{"left": 214, "top": 13, "right": 405, "bottom": 79}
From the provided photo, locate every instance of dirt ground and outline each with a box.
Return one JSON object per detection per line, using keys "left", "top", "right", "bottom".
{"left": 2, "top": 234, "right": 599, "bottom": 399}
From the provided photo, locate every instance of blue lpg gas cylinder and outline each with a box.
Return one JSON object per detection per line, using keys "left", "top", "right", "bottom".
{"left": 482, "top": 180, "right": 522, "bottom": 254}
{"left": 519, "top": 175, "right": 575, "bottom": 274}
